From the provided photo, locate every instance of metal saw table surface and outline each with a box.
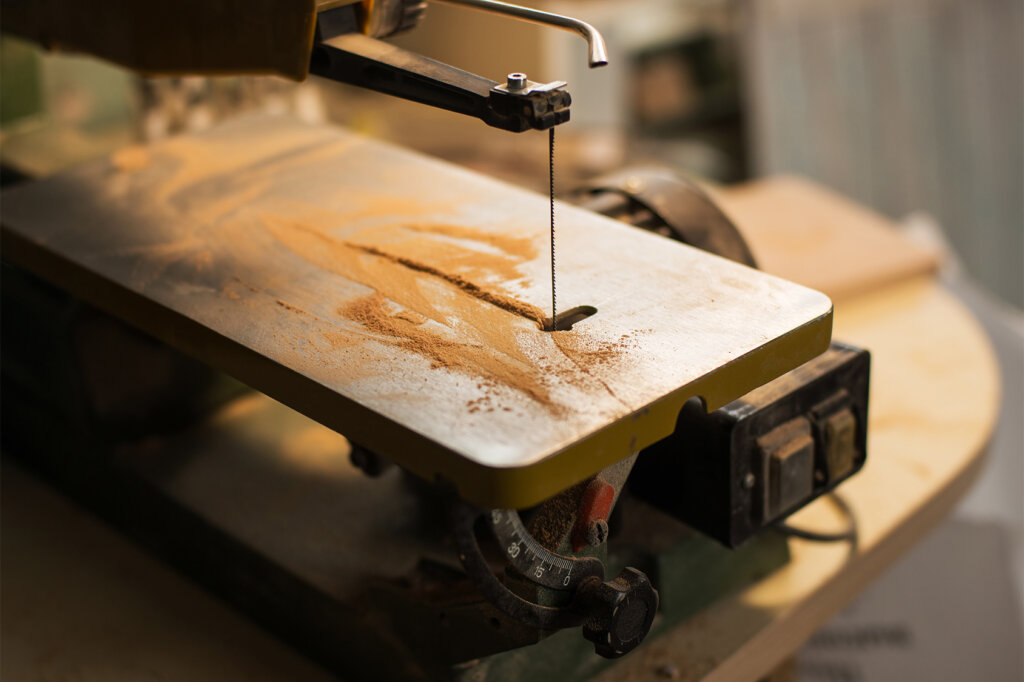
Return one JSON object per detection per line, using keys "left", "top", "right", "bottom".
{"left": 0, "top": 116, "right": 831, "bottom": 508}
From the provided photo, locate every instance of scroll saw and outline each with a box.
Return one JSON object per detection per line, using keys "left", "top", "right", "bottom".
{"left": 1, "top": 1, "right": 869, "bottom": 679}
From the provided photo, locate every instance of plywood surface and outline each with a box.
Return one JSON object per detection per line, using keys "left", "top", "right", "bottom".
{"left": 0, "top": 462, "right": 339, "bottom": 682}
{"left": 0, "top": 117, "right": 831, "bottom": 508}
{"left": 708, "top": 176, "right": 941, "bottom": 302}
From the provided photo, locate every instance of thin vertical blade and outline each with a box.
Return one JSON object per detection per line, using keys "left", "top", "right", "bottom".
{"left": 549, "top": 127, "right": 557, "bottom": 331}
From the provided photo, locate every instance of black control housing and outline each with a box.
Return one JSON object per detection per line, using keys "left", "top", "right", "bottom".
{"left": 629, "top": 342, "right": 870, "bottom": 548}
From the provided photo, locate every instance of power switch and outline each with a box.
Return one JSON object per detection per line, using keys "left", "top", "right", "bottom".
{"left": 824, "top": 408, "right": 858, "bottom": 479}
{"left": 758, "top": 416, "right": 815, "bottom": 520}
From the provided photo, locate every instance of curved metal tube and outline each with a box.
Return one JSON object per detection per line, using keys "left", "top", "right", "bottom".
{"left": 432, "top": 0, "right": 608, "bottom": 68}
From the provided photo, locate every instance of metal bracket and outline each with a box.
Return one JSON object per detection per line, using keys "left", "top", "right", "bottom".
{"left": 310, "top": 33, "right": 571, "bottom": 131}
{"left": 492, "top": 78, "right": 568, "bottom": 96}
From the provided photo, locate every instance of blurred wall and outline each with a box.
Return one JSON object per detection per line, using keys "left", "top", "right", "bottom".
{"left": 743, "top": 0, "right": 1024, "bottom": 307}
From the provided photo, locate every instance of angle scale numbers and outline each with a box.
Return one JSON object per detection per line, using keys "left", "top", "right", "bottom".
{"left": 489, "top": 509, "right": 602, "bottom": 591}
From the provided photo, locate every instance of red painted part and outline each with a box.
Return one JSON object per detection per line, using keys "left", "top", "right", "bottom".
{"left": 571, "top": 477, "right": 616, "bottom": 552}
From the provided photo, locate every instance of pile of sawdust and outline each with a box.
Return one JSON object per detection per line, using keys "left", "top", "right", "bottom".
{"left": 261, "top": 213, "right": 640, "bottom": 414}
{"left": 345, "top": 243, "right": 547, "bottom": 328}
{"left": 340, "top": 293, "right": 555, "bottom": 408}
{"left": 553, "top": 331, "right": 642, "bottom": 368}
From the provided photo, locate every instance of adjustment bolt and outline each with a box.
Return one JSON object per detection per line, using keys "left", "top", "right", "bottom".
{"left": 581, "top": 567, "right": 659, "bottom": 658}
{"left": 507, "top": 72, "right": 528, "bottom": 91}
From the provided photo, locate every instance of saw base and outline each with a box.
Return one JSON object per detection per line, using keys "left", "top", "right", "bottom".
{"left": 3, "top": 380, "right": 788, "bottom": 682}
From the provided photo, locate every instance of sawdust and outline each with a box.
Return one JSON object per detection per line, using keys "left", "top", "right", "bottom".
{"left": 220, "top": 276, "right": 261, "bottom": 305}
{"left": 340, "top": 293, "right": 556, "bottom": 408}
{"left": 401, "top": 223, "right": 538, "bottom": 260}
{"left": 546, "top": 331, "right": 648, "bottom": 409}
{"left": 530, "top": 482, "right": 587, "bottom": 550}
{"left": 553, "top": 332, "right": 642, "bottom": 368}
{"left": 343, "top": 222, "right": 536, "bottom": 287}
{"left": 150, "top": 128, "right": 339, "bottom": 203}
{"left": 261, "top": 212, "right": 638, "bottom": 413}
{"left": 275, "top": 299, "right": 309, "bottom": 315}
{"left": 231, "top": 276, "right": 262, "bottom": 293}
{"left": 264, "top": 216, "right": 454, "bottom": 325}
{"left": 345, "top": 242, "right": 547, "bottom": 328}
{"left": 464, "top": 380, "right": 518, "bottom": 414}
{"left": 261, "top": 214, "right": 544, "bottom": 355}
{"left": 98, "top": 126, "right": 647, "bottom": 416}
{"left": 394, "top": 309, "right": 428, "bottom": 325}
{"left": 189, "top": 180, "right": 271, "bottom": 226}
{"left": 320, "top": 329, "right": 361, "bottom": 350}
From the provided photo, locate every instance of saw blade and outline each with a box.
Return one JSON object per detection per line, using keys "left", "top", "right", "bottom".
{"left": 549, "top": 127, "right": 557, "bottom": 331}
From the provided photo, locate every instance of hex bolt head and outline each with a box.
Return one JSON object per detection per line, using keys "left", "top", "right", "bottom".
{"left": 507, "top": 72, "right": 528, "bottom": 90}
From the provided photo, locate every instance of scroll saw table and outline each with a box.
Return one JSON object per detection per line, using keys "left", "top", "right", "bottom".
{"left": 1, "top": 116, "right": 831, "bottom": 509}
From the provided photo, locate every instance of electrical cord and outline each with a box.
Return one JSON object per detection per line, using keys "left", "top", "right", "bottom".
{"left": 775, "top": 492, "right": 859, "bottom": 546}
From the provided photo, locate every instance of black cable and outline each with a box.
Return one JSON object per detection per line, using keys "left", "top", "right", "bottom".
{"left": 775, "top": 492, "right": 859, "bottom": 545}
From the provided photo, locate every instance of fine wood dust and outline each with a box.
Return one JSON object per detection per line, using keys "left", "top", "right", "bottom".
{"left": 144, "top": 127, "right": 338, "bottom": 203}
{"left": 553, "top": 332, "right": 642, "bottom": 369}
{"left": 347, "top": 223, "right": 536, "bottom": 288}
{"left": 529, "top": 481, "right": 588, "bottom": 550}
{"left": 341, "top": 293, "right": 555, "bottom": 408}
{"left": 275, "top": 299, "right": 309, "bottom": 315}
{"left": 261, "top": 212, "right": 638, "bottom": 413}
{"left": 400, "top": 223, "right": 538, "bottom": 261}
{"left": 345, "top": 243, "right": 547, "bottom": 328}
{"left": 353, "top": 233, "right": 527, "bottom": 288}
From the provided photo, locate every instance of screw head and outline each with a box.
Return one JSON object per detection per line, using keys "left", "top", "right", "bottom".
{"left": 507, "top": 72, "right": 528, "bottom": 90}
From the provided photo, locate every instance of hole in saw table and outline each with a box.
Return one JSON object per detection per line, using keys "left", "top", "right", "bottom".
{"left": 545, "top": 305, "right": 598, "bottom": 331}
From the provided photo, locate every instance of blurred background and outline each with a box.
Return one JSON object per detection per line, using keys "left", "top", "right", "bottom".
{"left": 1, "top": 0, "right": 1021, "bottom": 679}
